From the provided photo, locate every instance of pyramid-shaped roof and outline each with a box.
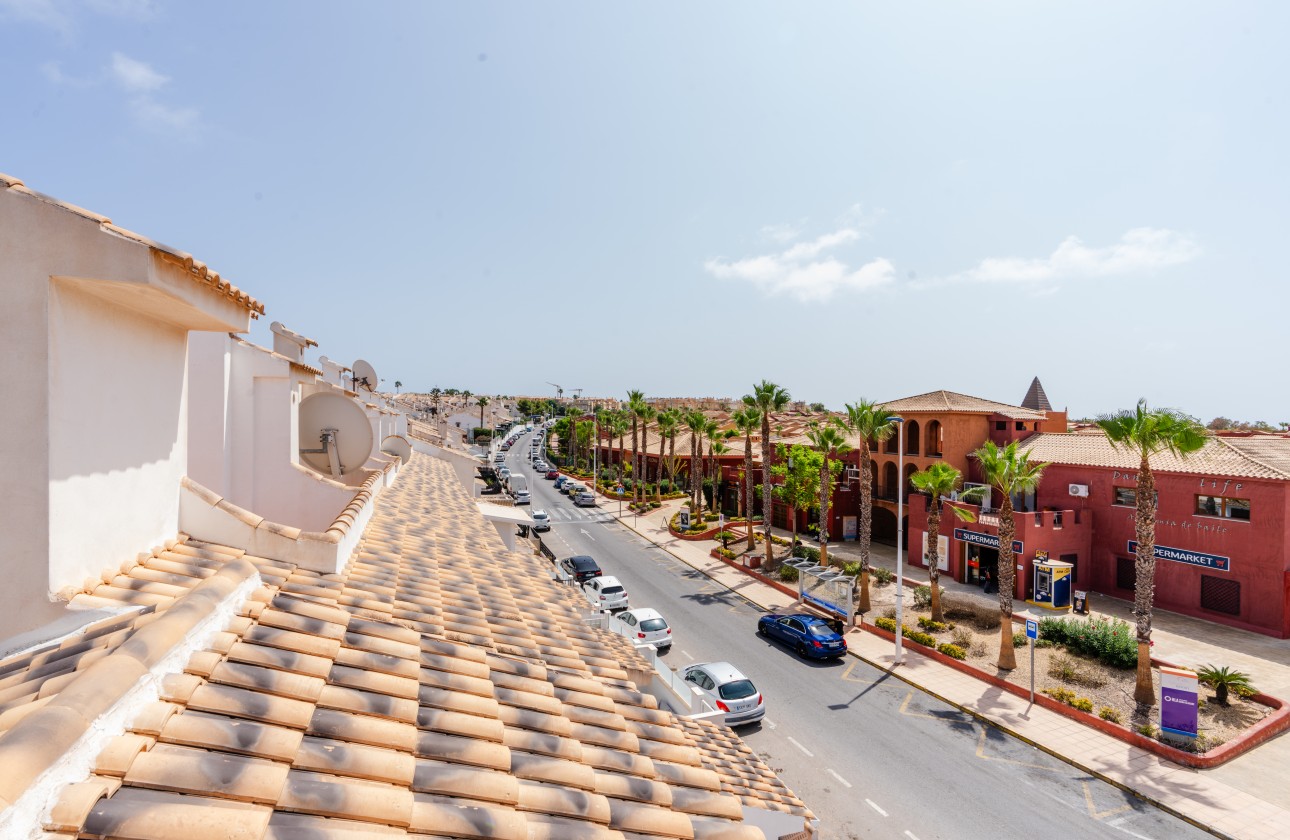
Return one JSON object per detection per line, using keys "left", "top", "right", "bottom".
{"left": 1020, "top": 377, "right": 1053, "bottom": 412}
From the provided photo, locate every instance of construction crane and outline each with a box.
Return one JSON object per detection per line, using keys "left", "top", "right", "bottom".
{"left": 546, "top": 382, "right": 563, "bottom": 400}
{"left": 571, "top": 388, "right": 583, "bottom": 400}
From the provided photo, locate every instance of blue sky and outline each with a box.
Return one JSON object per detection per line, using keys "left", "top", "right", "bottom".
{"left": 2, "top": 2, "right": 1283, "bottom": 422}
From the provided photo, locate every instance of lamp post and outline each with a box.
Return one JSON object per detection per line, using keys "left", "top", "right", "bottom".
{"left": 893, "top": 416, "right": 905, "bottom": 665}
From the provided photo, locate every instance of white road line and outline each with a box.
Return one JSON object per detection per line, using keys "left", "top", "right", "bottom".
{"left": 865, "top": 799, "right": 888, "bottom": 817}
{"left": 904, "top": 831, "right": 920, "bottom": 840}
{"left": 787, "top": 737, "right": 814, "bottom": 757}
{"left": 681, "top": 650, "right": 694, "bottom": 660}
{"left": 826, "top": 768, "right": 852, "bottom": 788}
{"left": 764, "top": 718, "right": 777, "bottom": 730}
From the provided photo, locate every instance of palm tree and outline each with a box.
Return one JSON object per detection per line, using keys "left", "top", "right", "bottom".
{"left": 838, "top": 400, "right": 898, "bottom": 614}
{"left": 626, "top": 390, "right": 646, "bottom": 502}
{"left": 683, "top": 410, "right": 708, "bottom": 511}
{"left": 654, "top": 409, "right": 675, "bottom": 502}
{"left": 970, "top": 441, "right": 1049, "bottom": 670}
{"left": 1097, "top": 400, "right": 1207, "bottom": 706}
{"left": 910, "top": 462, "right": 976, "bottom": 623}
{"left": 612, "top": 411, "right": 630, "bottom": 483}
{"left": 637, "top": 403, "right": 658, "bottom": 500}
{"left": 733, "top": 406, "right": 762, "bottom": 550}
{"left": 805, "top": 421, "right": 852, "bottom": 567}
{"left": 662, "top": 409, "right": 681, "bottom": 492}
{"left": 394, "top": 380, "right": 402, "bottom": 394}
{"left": 745, "top": 381, "right": 791, "bottom": 568}
{"left": 476, "top": 396, "right": 490, "bottom": 437}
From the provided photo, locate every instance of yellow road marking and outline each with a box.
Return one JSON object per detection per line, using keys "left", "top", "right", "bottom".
{"left": 840, "top": 659, "right": 880, "bottom": 684}
{"left": 973, "top": 727, "right": 1053, "bottom": 770}
{"left": 1082, "top": 781, "right": 1134, "bottom": 820}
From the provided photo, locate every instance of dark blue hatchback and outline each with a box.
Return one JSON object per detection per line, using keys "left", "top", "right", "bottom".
{"left": 757, "top": 613, "right": 847, "bottom": 659}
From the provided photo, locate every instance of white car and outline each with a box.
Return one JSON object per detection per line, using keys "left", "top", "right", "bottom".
{"left": 514, "top": 489, "right": 530, "bottom": 505}
{"left": 615, "top": 607, "right": 671, "bottom": 651}
{"left": 583, "top": 575, "right": 629, "bottom": 611}
{"left": 681, "top": 662, "right": 765, "bottom": 726}
{"left": 531, "top": 510, "right": 550, "bottom": 532}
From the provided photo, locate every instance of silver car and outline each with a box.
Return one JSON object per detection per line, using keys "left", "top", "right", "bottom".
{"left": 682, "top": 662, "right": 765, "bottom": 726}
{"left": 531, "top": 510, "right": 550, "bottom": 532}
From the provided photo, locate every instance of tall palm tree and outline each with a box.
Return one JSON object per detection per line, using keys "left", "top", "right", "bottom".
{"left": 626, "top": 390, "right": 646, "bottom": 502}
{"left": 654, "top": 409, "right": 676, "bottom": 502}
{"left": 805, "top": 421, "right": 852, "bottom": 567}
{"left": 839, "top": 400, "right": 898, "bottom": 614}
{"left": 733, "top": 406, "right": 762, "bottom": 550}
{"left": 663, "top": 409, "right": 681, "bottom": 491}
{"left": 1097, "top": 400, "right": 1207, "bottom": 706}
{"left": 745, "top": 381, "right": 791, "bottom": 567}
{"left": 970, "top": 441, "right": 1049, "bottom": 670}
{"left": 683, "top": 410, "right": 708, "bottom": 511}
{"left": 910, "top": 462, "right": 976, "bottom": 623}
{"left": 637, "top": 403, "right": 658, "bottom": 500}
{"left": 612, "top": 411, "right": 629, "bottom": 483}
{"left": 476, "top": 396, "right": 490, "bottom": 436}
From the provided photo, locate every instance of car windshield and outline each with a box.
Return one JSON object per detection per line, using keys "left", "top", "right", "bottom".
{"left": 601, "top": 585, "right": 624, "bottom": 595}
{"left": 718, "top": 679, "right": 757, "bottom": 701}
{"left": 807, "top": 623, "right": 836, "bottom": 637}
{"left": 640, "top": 618, "right": 667, "bottom": 631}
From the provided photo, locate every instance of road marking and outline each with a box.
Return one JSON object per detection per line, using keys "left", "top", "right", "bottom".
{"left": 840, "top": 659, "right": 880, "bottom": 684}
{"left": 681, "top": 650, "right": 694, "bottom": 661}
{"left": 826, "top": 768, "right": 852, "bottom": 788}
{"left": 579, "top": 528, "right": 596, "bottom": 541}
{"left": 898, "top": 690, "right": 941, "bottom": 720}
{"left": 1083, "top": 782, "right": 1134, "bottom": 820}
{"left": 974, "top": 727, "right": 1052, "bottom": 771}
{"left": 865, "top": 799, "right": 887, "bottom": 817}
{"left": 786, "top": 737, "right": 814, "bottom": 757}
{"left": 904, "top": 832, "right": 920, "bottom": 840}
{"left": 764, "top": 718, "right": 777, "bottom": 729}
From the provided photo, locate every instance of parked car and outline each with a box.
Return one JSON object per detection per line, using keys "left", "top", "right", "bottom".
{"left": 531, "top": 510, "right": 550, "bottom": 532}
{"left": 544, "top": 469, "right": 559, "bottom": 480}
{"left": 498, "top": 467, "right": 511, "bottom": 481}
{"left": 756, "top": 613, "right": 847, "bottom": 659}
{"left": 514, "top": 489, "right": 530, "bottom": 505}
{"left": 681, "top": 662, "right": 765, "bottom": 726}
{"left": 553, "top": 475, "right": 570, "bottom": 490}
{"left": 583, "top": 575, "right": 629, "bottom": 611}
{"left": 574, "top": 490, "right": 596, "bottom": 507}
{"left": 558, "top": 555, "right": 602, "bottom": 584}
{"left": 562, "top": 481, "right": 583, "bottom": 496}
{"left": 614, "top": 607, "right": 671, "bottom": 651}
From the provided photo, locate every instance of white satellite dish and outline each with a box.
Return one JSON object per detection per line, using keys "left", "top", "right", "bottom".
{"left": 298, "top": 392, "right": 374, "bottom": 477}
{"left": 381, "top": 434, "right": 413, "bottom": 465}
{"left": 352, "top": 359, "right": 379, "bottom": 393}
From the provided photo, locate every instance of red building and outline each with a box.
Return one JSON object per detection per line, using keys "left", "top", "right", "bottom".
{"left": 908, "top": 423, "right": 1290, "bottom": 638}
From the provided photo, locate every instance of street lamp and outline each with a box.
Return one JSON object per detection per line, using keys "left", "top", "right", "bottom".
{"left": 893, "top": 416, "right": 905, "bottom": 665}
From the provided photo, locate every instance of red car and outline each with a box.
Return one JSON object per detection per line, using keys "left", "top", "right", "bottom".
{"left": 545, "top": 469, "right": 559, "bottom": 480}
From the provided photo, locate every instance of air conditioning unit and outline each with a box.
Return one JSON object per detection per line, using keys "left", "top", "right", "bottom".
{"left": 1069, "top": 484, "right": 1089, "bottom": 498}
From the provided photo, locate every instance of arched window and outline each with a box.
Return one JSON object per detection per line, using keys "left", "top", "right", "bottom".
{"left": 903, "top": 463, "right": 917, "bottom": 501}
{"left": 883, "top": 462, "right": 898, "bottom": 500}
{"left": 927, "top": 420, "right": 943, "bottom": 457}
{"left": 868, "top": 461, "right": 879, "bottom": 500}
{"left": 906, "top": 420, "right": 920, "bottom": 456}
{"left": 884, "top": 433, "right": 898, "bottom": 454}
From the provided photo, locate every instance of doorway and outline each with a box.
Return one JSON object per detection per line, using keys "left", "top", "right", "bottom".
{"left": 964, "top": 544, "right": 999, "bottom": 590}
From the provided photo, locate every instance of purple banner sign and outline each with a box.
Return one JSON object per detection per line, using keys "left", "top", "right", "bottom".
{"left": 1160, "top": 667, "right": 1199, "bottom": 738}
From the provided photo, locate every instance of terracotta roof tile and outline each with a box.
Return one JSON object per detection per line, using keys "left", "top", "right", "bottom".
{"left": 879, "top": 389, "right": 1047, "bottom": 420}
{"left": 1020, "top": 432, "right": 1290, "bottom": 480}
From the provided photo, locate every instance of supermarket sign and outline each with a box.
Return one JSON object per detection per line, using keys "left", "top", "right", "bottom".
{"left": 954, "top": 528, "right": 1023, "bottom": 554}
{"left": 1128, "top": 541, "right": 1230, "bottom": 572}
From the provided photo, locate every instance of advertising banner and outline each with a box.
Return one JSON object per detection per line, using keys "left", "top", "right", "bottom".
{"left": 1159, "top": 666, "right": 1199, "bottom": 738}
{"left": 843, "top": 516, "right": 857, "bottom": 541}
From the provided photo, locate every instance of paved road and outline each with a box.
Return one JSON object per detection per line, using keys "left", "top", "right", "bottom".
{"left": 503, "top": 435, "right": 1212, "bottom": 840}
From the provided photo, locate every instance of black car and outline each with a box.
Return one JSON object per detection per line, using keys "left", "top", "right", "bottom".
{"left": 559, "top": 555, "right": 602, "bottom": 584}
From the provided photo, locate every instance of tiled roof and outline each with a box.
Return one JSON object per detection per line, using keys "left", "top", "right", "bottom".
{"left": 1020, "top": 377, "right": 1053, "bottom": 412}
{"left": 1019, "top": 432, "right": 1290, "bottom": 480}
{"left": 879, "top": 390, "right": 1046, "bottom": 420}
{"left": 0, "top": 454, "right": 808, "bottom": 837}
{"left": 0, "top": 172, "right": 265, "bottom": 318}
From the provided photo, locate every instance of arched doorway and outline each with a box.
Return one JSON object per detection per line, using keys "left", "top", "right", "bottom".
{"left": 906, "top": 420, "right": 920, "bottom": 455}
{"left": 882, "top": 462, "right": 898, "bottom": 500}
{"left": 872, "top": 506, "right": 898, "bottom": 545}
{"left": 927, "top": 420, "right": 942, "bottom": 457}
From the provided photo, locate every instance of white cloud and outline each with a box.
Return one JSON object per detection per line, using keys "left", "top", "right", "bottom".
{"left": 706, "top": 211, "right": 894, "bottom": 302}
{"left": 0, "top": 0, "right": 68, "bottom": 29}
{"left": 111, "top": 52, "right": 167, "bottom": 93}
{"left": 951, "top": 228, "right": 1201, "bottom": 287}
{"left": 759, "top": 222, "right": 803, "bottom": 244}
{"left": 130, "top": 97, "right": 198, "bottom": 131}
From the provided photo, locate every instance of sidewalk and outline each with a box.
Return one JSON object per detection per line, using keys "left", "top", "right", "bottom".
{"left": 612, "top": 501, "right": 1290, "bottom": 840}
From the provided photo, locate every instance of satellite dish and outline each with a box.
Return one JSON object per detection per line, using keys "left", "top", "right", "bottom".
{"left": 381, "top": 434, "right": 413, "bottom": 465}
{"left": 298, "top": 392, "right": 374, "bottom": 477}
{"left": 352, "top": 359, "right": 379, "bottom": 393}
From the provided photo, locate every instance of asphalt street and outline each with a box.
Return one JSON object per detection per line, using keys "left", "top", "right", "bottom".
{"left": 501, "top": 432, "right": 1213, "bottom": 840}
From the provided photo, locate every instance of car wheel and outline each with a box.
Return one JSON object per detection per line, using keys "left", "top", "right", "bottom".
{"left": 795, "top": 642, "right": 806, "bottom": 657}
{"left": 757, "top": 623, "right": 767, "bottom": 637}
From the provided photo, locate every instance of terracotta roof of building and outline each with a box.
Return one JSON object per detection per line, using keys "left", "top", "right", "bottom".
{"left": 0, "top": 172, "right": 265, "bottom": 319}
{"left": 879, "top": 390, "right": 1046, "bottom": 420}
{"left": 1019, "top": 432, "right": 1290, "bottom": 480}
{"left": 0, "top": 454, "right": 809, "bottom": 837}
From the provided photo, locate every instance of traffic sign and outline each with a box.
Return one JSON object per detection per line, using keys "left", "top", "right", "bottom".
{"left": 616, "top": 485, "right": 624, "bottom": 496}
{"left": 1025, "top": 619, "right": 1038, "bottom": 640}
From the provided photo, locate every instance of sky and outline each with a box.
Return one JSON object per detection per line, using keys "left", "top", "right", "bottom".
{"left": 2, "top": 1, "right": 1284, "bottom": 423}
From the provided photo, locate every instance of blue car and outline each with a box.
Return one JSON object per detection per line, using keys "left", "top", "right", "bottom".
{"left": 757, "top": 613, "right": 847, "bottom": 659}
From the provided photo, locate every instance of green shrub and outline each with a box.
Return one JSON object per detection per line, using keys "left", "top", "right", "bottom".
{"left": 1048, "top": 653, "right": 1106, "bottom": 688}
{"left": 791, "top": 544, "right": 821, "bottom": 563}
{"left": 1040, "top": 616, "right": 1136, "bottom": 669}
{"left": 714, "top": 531, "right": 739, "bottom": 543}
{"left": 650, "top": 501, "right": 661, "bottom": 508}
{"left": 1072, "top": 697, "right": 1094, "bottom": 713}
{"left": 842, "top": 562, "right": 862, "bottom": 577}
{"left": 1197, "top": 664, "right": 1256, "bottom": 705}
{"left": 871, "top": 567, "right": 895, "bottom": 585}
{"left": 716, "top": 548, "right": 736, "bottom": 560}
{"left": 1012, "top": 632, "right": 1028, "bottom": 648}
{"left": 917, "top": 617, "right": 949, "bottom": 633}
{"left": 1136, "top": 723, "right": 1157, "bottom": 738}
{"left": 704, "top": 512, "right": 720, "bottom": 522}
{"left": 875, "top": 616, "right": 899, "bottom": 633}
{"left": 937, "top": 643, "right": 967, "bottom": 660}
{"left": 906, "top": 630, "right": 937, "bottom": 647}
{"left": 1099, "top": 706, "right": 1123, "bottom": 724}
{"left": 1043, "top": 687, "right": 1076, "bottom": 705}
{"left": 882, "top": 607, "right": 897, "bottom": 620}
{"left": 777, "top": 565, "right": 799, "bottom": 583}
